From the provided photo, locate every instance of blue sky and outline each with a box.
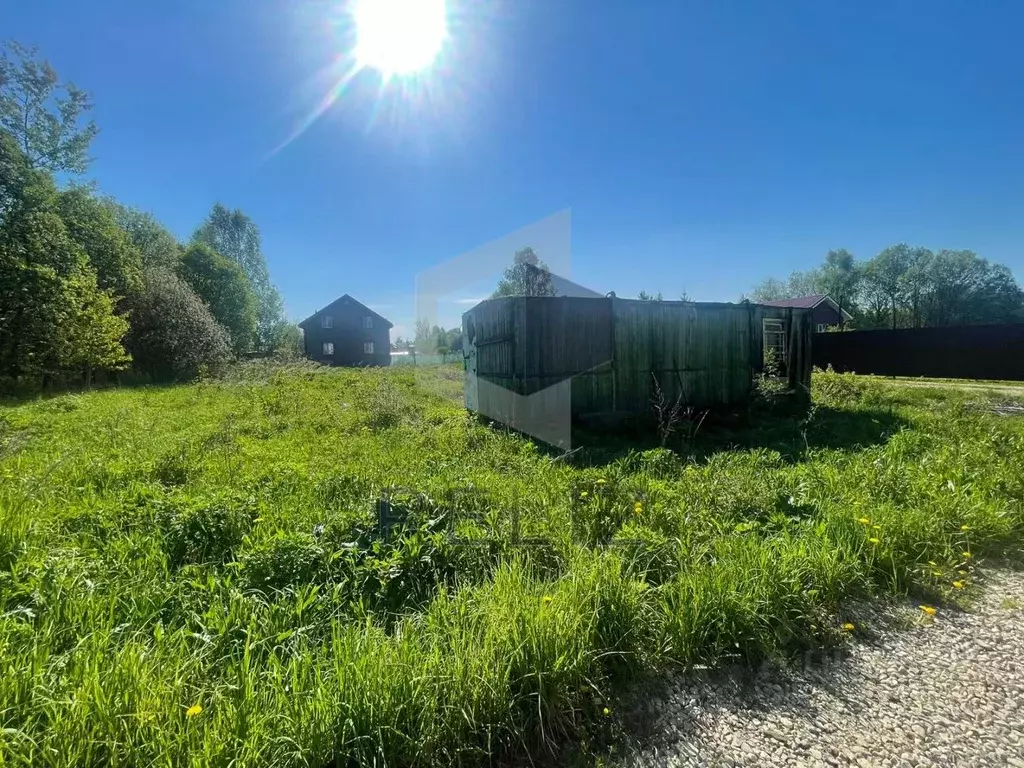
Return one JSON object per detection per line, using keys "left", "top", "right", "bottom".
{"left": 7, "top": 0, "right": 1024, "bottom": 339}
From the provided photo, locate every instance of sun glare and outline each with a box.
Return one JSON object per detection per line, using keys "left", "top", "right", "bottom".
{"left": 354, "top": 0, "right": 448, "bottom": 77}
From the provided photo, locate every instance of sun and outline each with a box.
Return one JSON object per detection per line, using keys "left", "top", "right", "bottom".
{"left": 353, "top": 0, "right": 448, "bottom": 78}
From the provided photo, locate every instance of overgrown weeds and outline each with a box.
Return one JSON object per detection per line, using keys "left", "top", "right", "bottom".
{"left": 0, "top": 364, "right": 1022, "bottom": 766}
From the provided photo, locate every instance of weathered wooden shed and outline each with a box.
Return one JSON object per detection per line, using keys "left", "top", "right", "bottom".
{"left": 462, "top": 297, "right": 812, "bottom": 432}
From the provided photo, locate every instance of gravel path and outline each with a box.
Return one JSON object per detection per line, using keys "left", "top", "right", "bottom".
{"left": 619, "top": 570, "right": 1024, "bottom": 768}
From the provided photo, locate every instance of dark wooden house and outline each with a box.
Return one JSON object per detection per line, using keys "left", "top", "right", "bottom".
{"left": 461, "top": 297, "right": 813, "bottom": 436}
{"left": 299, "top": 294, "right": 392, "bottom": 367}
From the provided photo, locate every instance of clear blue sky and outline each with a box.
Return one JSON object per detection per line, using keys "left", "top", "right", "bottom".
{"left": 7, "top": 0, "right": 1024, "bottom": 339}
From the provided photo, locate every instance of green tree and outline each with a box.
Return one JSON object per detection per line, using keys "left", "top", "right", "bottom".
{"left": 103, "top": 200, "right": 181, "bottom": 270}
{"left": 637, "top": 290, "right": 664, "bottom": 301}
{"left": 125, "top": 269, "right": 232, "bottom": 382}
{"left": 819, "top": 248, "right": 860, "bottom": 327}
{"left": 0, "top": 42, "right": 98, "bottom": 174}
{"left": 492, "top": 247, "right": 556, "bottom": 297}
{"left": 192, "top": 204, "right": 283, "bottom": 348}
{"left": 0, "top": 135, "right": 128, "bottom": 384}
{"left": 58, "top": 186, "right": 143, "bottom": 299}
{"left": 749, "top": 277, "right": 789, "bottom": 302}
{"left": 179, "top": 242, "right": 258, "bottom": 354}
{"left": 268, "top": 321, "right": 304, "bottom": 359}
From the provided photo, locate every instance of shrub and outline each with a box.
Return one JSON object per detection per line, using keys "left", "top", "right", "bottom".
{"left": 124, "top": 269, "right": 232, "bottom": 382}
{"left": 160, "top": 496, "right": 252, "bottom": 568}
{"left": 239, "top": 531, "right": 325, "bottom": 592}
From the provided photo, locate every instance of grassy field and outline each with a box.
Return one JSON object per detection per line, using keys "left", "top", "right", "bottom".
{"left": 1, "top": 363, "right": 1023, "bottom": 766}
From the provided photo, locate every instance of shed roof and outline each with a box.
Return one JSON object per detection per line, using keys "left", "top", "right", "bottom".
{"left": 761, "top": 293, "right": 853, "bottom": 320}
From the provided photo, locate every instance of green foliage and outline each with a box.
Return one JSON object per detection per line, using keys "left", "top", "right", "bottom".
{"left": 268, "top": 321, "right": 304, "bottom": 359}
{"left": 492, "top": 247, "right": 557, "bottom": 298}
{"left": 0, "top": 41, "right": 98, "bottom": 174}
{"left": 102, "top": 200, "right": 182, "bottom": 270}
{"left": 192, "top": 204, "right": 284, "bottom": 349}
{"left": 0, "top": 138, "right": 129, "bottom": 385}
{"left": 124, "top": 269, "right": 232, "bottom": 382}
{"left": 179, "top": 242, "right": 258, "bottom": 354}
{"left": 57, "top": 185, "right": 143, "bottom": 298}
{"left": 1, "top": 366, "right": 1021, "bottom": 765}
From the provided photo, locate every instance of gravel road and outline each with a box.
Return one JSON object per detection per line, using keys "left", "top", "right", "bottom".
{"left": 618, "top": 570, "right": 1024, "bottom": 768}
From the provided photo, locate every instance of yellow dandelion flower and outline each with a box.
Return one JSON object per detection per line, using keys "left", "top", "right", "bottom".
{"left": 634, "top": 502, "right": 643, "bottom": 513}
{"left": 960, "top": 524, "right": 970, "bottom": 531}
{"left": 857, "top": 517, "right": 870, "bottom": 525}
{"left": 842, "top": 623, "right": 855, "bottom": 632}
{"left": 541, "top": 595, "right": 553, "bottom": 605}
{"left": 186, "top": 704, "right": 202, "bottom": 718}
{"left": 962, "top": 552, "right": 972, "bottom": 559}
{"left": 952, "top": 581, "right": 964, "bottom": 589}
{"left": 920, "top": 605, "right": 936, "bottom": 616}
{"left": 868, "top": 537, "right": 880, "bottom": 545}
{"left": 602, "top": 707, "right": 611, "bottom": 716}
{"left": 580, "top": 491, "right": 589, "bottom": 499}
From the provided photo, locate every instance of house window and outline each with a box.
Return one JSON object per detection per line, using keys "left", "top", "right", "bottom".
{"left": 363, "top": 341, "right": 374, "bottom": 354}
{"left": 322, "top": 342, "right": 334, "bottom": 356}
{"left": 762, "top": 319, "right": 787, "bottom": 367}
{"left": 816, "top": 323, "right": 827, "bottom": 333}
{"left": 321, "top": 315, "right": 333, "bottom": 329}
{"left": 361, "top": 316, "right": 373, "bottom": 330}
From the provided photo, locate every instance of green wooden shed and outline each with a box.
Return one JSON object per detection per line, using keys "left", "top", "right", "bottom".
{"left": 461, "top": 296, "right": 812, "bottom": 435}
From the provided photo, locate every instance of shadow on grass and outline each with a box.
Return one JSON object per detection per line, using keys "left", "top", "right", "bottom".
{"left": 561, "top": 405, "right": 909, "bottom": 468}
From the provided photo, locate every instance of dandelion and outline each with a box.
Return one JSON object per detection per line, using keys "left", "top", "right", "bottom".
{"left": 186, "top": 704, "right": 202, "bottom": 718}
{"left": 541, "top": 595, "right": 553, "bottom": 605}
{"left": 952, "top": 581, "right": 964, "bottom": 589}
{"left": 842, "top": 623, "right": 855, "bottom": 632}
{"left": 580, "top": 491, "right": 589, "bottom": 499}
{"left": 857, "top": 517, "right": 870, "bottom": 525}
{"left": 602, "top": 707, "right": 611, "bottom": 716}
{"left": 960, "top": 524, "right": 970, "bottom": 531}
{"left": 962, "top": 552, "right": 972, "bottom": 559}
{"left": 920, "top": 605, "right": 936, "bottom": 616}
{"left": 634, "top": 502, "right": 643, "bottom": 514}
{"left": 869, "top": 537, "right": 880, "bottom": 545}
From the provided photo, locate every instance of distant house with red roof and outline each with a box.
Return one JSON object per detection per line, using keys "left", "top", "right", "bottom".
{"left": 761, "top": 294, "right": 853, "bottom": 332}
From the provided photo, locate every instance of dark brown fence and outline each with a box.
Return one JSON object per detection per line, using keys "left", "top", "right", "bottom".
{"left": 812, "top": 324, "right": 1024, "bottom": 381}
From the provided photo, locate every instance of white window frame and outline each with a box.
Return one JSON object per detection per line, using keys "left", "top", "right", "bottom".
{"left": 361, "top": 316, "right": 373, "bottom": 330}
{"left": 321, "top": 315, "right": 333, "bottom": 329}
{"left": 363, "top": 341, "right": 374, "bottom": 354}
{"left": 762, "top": 318, "right": 787, "bottom": 364}
{"left": 322, "top": 341, "right": 334, "bottom": 356}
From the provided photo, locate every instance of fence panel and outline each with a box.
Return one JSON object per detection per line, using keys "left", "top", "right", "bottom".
{"left": 812, "top": 324, "right": 1024, "bottom": 380}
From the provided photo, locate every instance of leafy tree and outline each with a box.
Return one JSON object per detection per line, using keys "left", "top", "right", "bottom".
{"left": 492, "top": 247, "right": 556, "bottom": 297}
{"left": 192, "top": 204, "right": 283, "bottom": 348}
{"left": 178, "top": 242, "right": 258, "bottom": 354}
{"left": 125, "top": 269, "right": 232, "bottom": 382}
{"left": 0, "top": 42, "right": 98, "bottom": 174}
{"left": 749, "top": 277, "right": 789, "bottom": 303}
{"left": 58, "top": 186, "right": 143, "bottom": 299}
{"left": 862, "top": 245, "right": 912, "bottom": 329}
{"left": 0, "top": 137, "right": 128, "bottom": 383}
{"left": 818, "top": 248, "right": 860, "bottom": 327}
{"left": 103, "top": 200, "right": 181, "bottom": 269}
{"left": 268, "top": 321, "right": 303, "bottom": 359}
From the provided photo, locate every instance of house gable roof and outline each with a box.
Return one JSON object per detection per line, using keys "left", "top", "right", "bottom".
{"left": 299, "top": 294, "right": 393, "bottom": 329}
{"left": 761, "top": 293, "right": 853, "bottom": 321}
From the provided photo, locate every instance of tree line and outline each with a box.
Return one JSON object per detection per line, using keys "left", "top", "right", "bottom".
{"left": 748, "top": 246, "right": 1024, "bottom": 330}
{"left": 0, "top": 42, "right": 300, "bottom": 392}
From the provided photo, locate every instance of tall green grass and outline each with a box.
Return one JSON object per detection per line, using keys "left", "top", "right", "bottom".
{"left": 0, "top": 365, "right": 1022, "bottom": 765}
